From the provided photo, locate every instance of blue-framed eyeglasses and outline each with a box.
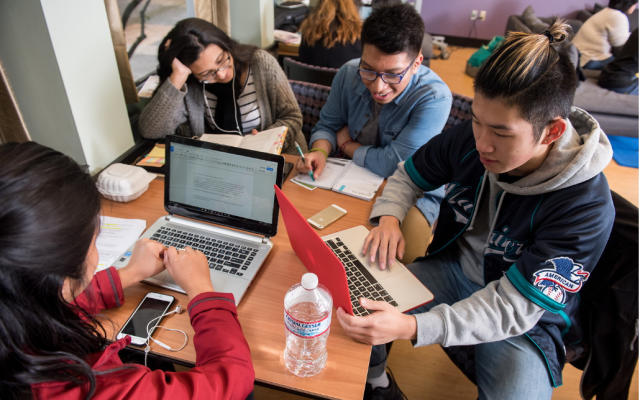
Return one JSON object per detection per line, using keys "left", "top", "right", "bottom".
{"left": 357, "top": 58, "right": 416, "bottom": 84}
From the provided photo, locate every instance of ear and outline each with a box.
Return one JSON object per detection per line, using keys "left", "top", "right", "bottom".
{"left": 413, "top": 53, "right": 424, "bottom": 72}
{"left": 541, "top": 118, "right": 567, "bottom": 145}
{"left": 61, "top": 277, "right": 74, "bottom": 303}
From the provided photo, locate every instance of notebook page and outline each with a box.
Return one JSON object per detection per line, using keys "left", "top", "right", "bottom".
{"left": 332, "top": 163, "right": 384, "bottom": 201}
{"left": 292, "top": 158, "right": 350, "bottom": 189}
{"left": 200, "top": 134, "right": 244, "bottom": 147}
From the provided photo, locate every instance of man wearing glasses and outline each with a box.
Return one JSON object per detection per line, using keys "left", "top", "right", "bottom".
{"left": 295, "top": 3, "right": 452, "bottom": 264}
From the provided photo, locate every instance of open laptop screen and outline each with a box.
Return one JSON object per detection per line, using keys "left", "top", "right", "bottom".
{"left": 165, "top": 136, "right": 284, "bottom": 237}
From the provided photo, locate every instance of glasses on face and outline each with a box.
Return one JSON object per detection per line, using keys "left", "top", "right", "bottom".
{"left": 197, "top": 53, "right": 231, "bottom": 83}
{"left": 357, "top": 58, "right": 416, "bottom": 85}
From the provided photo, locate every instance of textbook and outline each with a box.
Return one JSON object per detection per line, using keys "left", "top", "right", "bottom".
{"left": 291, "top": 158, "right": 384, "bottom": 201}
{"left": 200, "top": 126, "right": 288, "bottom": 155}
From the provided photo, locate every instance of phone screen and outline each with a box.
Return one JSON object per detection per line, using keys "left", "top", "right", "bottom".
{"left": 120, "top": 297, "right": 172, "bottom": 340}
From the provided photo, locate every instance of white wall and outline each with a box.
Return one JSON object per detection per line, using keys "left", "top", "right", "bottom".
{"left": 40, "top": 0, "right": 134, "bottom": 173}
{"left": 230, "top": 0, "right": 274, "bottom": 48}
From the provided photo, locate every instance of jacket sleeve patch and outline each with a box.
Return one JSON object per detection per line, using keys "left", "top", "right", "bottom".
{"left": 533, "top": 257, "right": 590, "bottom": 304}
{"left": 506, "top": 265, "right": 566, "bottom": 314}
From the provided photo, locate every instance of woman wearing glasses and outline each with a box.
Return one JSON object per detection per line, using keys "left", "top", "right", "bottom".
{"left": 139, "top": 18, "right": 306, "bottom": 155}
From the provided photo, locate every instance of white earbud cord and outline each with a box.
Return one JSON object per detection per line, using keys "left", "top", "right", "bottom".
{"left": 202, "top": 66, "right": 242, "bottom": 136}
{"left": 143, "top": 307, "right": 188, "bottom": 367}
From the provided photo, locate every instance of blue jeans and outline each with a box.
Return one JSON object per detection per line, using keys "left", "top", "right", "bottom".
{"left": 369, "top": 251, "right": 554, "bottom": 400}
{"left": 583, "top": 56, "right": 615, "bottom": 70}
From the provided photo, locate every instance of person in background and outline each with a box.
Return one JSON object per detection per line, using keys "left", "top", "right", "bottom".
{"left": 139, "top": 18, "right": 306, "bottom": 155}
{"left": 295, "top": 4, "right": 452, "bottom": 264}
{"left": 0, "top": 141, "right": 254, "bottom": 400}
{"left": 338, "top": 20, "right": 615, "bottom": 400}
{"left": 298, "top": 0, "right": 362, "bottom": 69}
{"left": 598, "top": 28, "right": 639, "bottom": 94}
{"left": 572, "top": 0, "right": 637, "bottom": 70}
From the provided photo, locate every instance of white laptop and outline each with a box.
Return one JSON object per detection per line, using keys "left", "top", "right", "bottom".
{"left": 274, "top": 186, "right": 433, "bottom": 317}
{"left": 321, "top": 226, "right": 434, "bottom": 316}
{"left": 112, "top": 135, "right": 284, "bottom": 305}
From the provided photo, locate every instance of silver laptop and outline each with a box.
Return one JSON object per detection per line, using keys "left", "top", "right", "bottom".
{"left": 321, "top": 226, "right": 434, "bottom": 316}
{"left": 112, "top": 135, "right": 284, "bottom": 305}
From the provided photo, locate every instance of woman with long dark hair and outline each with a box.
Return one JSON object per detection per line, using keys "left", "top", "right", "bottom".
{"left": 0, "top": 142, "right": 254, "bottom": 400}
{"left": 139, "top": 18, "right": 306, "bottom": 154}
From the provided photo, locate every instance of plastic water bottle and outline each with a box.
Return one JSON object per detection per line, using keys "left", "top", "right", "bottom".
{"left": 284, "top": 272, "right": 333, "bottom": 377}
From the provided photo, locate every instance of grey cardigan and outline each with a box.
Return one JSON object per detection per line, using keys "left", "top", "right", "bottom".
{"left": 139, "top": 49, "right": 307, "bottom": 154}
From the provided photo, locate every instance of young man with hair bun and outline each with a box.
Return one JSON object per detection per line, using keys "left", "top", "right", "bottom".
{"left": 338, "top": 20, "right": 615, "bottom": 400}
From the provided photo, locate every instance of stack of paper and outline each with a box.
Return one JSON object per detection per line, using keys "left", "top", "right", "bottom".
{"left": 95, "top": 216, "right": 146, "bottom": 273}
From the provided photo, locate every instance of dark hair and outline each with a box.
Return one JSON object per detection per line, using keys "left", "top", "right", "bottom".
{"left": 0, "top": 142, "right": 106, "bottom": 399}
{"left": 474, "top": 19, "right": 578, "bottom": 141}
{"left": 156, "top": 18, "right": 258, "bottom": 85}
{"left": 361, "top": 3, "right": 424, "bottom": 58}
{"left": 608, "top": 0, "right": 637, "bottom": 12}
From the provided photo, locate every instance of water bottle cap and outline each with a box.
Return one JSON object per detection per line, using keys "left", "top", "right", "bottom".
{"left": 301, "top": 273, "right": 318, "bottom": 290}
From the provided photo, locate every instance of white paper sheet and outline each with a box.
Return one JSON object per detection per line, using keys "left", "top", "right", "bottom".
{"left": 95, "top": 216, "right": 146, "bottom": 273}
{"left": 291, "top": 158, "right": 350, "bottom": 189}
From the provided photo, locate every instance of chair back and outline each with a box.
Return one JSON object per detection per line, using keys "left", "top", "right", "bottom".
{"left": 289, "top": 80, "right": 331, "bottom": 145}
{"left": 283, "top": 57, "right": 338, "bottom": 87}
{"left": 444, "top": 92, "right": 474, "bottom": 132}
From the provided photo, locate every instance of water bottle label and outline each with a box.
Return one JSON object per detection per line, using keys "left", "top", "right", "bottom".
{"left": 284, "top": 310, "right": 331, "bottom": 338}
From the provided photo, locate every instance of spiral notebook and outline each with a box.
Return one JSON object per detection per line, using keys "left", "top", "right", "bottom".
{"left": 291, "top": 158, "right": 384, "bottom": 201}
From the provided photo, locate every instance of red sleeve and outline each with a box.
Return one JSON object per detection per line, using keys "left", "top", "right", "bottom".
{"left": 95, "top": 292, "right": 255, "bottom": 400}
{"left": 72, "top": 267, "right": 125, "bottom": 315}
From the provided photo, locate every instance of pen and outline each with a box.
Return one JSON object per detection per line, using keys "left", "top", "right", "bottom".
{"left": 295, "top": 141, "right": 315, "bottom": 182}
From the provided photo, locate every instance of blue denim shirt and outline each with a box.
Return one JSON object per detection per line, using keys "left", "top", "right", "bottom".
{"left": 309, "top": 59, "right": 452, "bottom": 224}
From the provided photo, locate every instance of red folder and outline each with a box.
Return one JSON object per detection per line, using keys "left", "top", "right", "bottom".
{"left": 274, "top": 185, "right": 354, "bottom": 315}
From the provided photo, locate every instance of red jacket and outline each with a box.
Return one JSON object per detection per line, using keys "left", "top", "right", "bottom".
{"left": 32, "top": 267, "right": 255, "bottom": 399}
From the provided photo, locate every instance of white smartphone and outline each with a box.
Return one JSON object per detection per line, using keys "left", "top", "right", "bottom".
{"left": 116, "top": 292, "right": 175, "bottom": 346}
{"left": 307, "top": 204, "right": 347, "bottom": 230}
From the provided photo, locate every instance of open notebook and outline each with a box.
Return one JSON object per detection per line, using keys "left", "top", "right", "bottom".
{"left": 292, "top": 158, "right": 384, "bottom": 201}
{"left": 200, "top": 126, "right": 287, "bottom": 155}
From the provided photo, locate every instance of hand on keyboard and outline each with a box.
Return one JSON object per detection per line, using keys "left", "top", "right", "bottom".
{"left": 164, "top": 246, "right": 214, "bottom": 300}
{"left": 362, "top": 216, "right": 405, "bottom": 270}
{"left": 336, "top": 298, "right": 417, "bottom": 345}
{"left": 117, "top": 238, "right": 167, "bottom": 289}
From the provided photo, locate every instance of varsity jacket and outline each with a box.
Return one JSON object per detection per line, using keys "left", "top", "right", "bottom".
{"left": 32, "top": 267, "right": 255, "bottom": 400}
{"left": 370, "top": 108, "right": 615, "bottom": 387}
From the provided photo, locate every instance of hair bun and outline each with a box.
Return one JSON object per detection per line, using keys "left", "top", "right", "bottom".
{"left": 544, "top": 18, "right": 572, "bottom": 45}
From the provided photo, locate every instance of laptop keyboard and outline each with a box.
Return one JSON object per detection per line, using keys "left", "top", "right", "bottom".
{"left": 325, "top": 237, "right": 398, "bottom": 316}
{"left": 151, "top": 227, "right": 258, "bottom": 277}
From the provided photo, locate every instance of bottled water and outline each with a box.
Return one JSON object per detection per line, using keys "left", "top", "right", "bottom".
{"left": 284, "top": 273, "right": 333, "bottom": 377}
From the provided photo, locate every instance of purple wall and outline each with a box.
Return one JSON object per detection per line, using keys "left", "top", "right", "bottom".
{"left": 421, "top": 1, "right": 593, "bottom": 40}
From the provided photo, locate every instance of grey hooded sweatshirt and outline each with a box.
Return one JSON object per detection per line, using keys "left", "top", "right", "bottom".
{"left": 370, "top": 107, "right": 613, "bottom": 347}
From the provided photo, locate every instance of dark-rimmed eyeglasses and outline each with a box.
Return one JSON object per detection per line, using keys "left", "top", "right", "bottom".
{"left": 197, "top": 53, "right": 231, "bottom": 83}
{"left": 357, "top": 58, "right": 416, "bottom": 84}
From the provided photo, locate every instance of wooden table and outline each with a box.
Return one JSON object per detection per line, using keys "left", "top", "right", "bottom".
{"left": 100, "top": 154, "right": 377, "bottom": 400}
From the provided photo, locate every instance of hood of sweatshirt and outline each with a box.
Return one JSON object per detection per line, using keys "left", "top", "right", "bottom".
{"left": 491, "top": 107, "right": 613, "bottom": 196}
